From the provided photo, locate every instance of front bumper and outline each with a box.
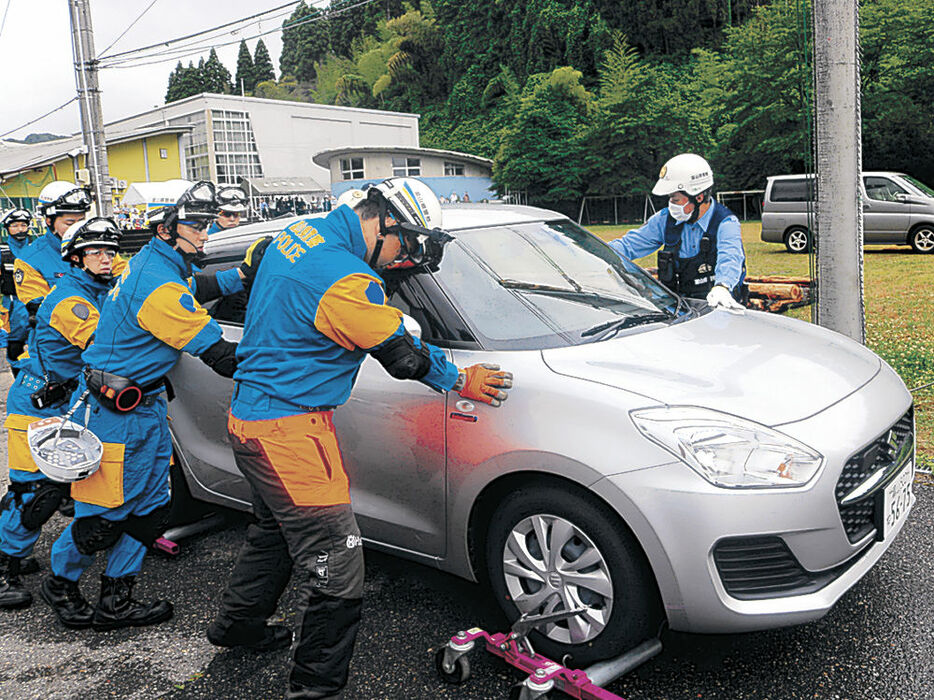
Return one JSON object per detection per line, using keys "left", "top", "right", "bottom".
{"left": 591, "top": 365, "right": 913, "bottom": 634}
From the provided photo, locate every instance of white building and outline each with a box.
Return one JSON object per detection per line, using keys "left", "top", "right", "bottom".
{"left": 111, "top": 93, "right": 420, "bottom": 196}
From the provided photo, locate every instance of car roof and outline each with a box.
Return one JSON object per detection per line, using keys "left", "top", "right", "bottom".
{"left": 204, "top": 203, "right": 567, "bottom": 256}
{"left": 766, "top": 171, "right": 907, "bottom": 182}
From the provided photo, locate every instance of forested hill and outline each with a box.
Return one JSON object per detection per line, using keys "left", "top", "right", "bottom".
{"left": 165, "top": 0, "right": 934, "bottom": 209}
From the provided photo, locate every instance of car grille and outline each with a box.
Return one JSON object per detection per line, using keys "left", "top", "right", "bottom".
{"left": 835, "top": 406, "right": 914, "bottom": 543}
{"left": 713, "top": 536, "right": 858, "bottom": 599}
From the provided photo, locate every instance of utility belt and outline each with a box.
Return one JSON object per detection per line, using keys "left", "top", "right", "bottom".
{"left": 84, "top": 366, "right": 169, "bottom": 413}
{"left": 20, "top": 370, "right": 80, "bottom": 411}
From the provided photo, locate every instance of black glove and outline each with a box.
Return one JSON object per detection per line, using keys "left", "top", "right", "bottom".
{"left": 239, "top": 236, "right": 273, "bottom": 290}
{"left": 200, "top": 338, "right": 238, "bottom": 378}
{"left": 6, "top": 339, "right": 25, "bottom": 364}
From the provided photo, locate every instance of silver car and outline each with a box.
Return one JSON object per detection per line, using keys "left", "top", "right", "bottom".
{"left": 169, "top": 204, "right": 915, "bottom": 664}
{"left": 761, "top": 171, "right": 934, "bottom": 253}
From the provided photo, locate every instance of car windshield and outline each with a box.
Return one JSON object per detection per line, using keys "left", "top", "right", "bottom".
{"left": 901, "top": 175, "right": 934, "bottom": 198}
{"left": 432, "top": 219, "right": 685, "bottom": 350}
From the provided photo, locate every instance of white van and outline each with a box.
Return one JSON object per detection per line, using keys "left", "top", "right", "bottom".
{"left": 760, "top": 171, "right": 934, "bottom": 253}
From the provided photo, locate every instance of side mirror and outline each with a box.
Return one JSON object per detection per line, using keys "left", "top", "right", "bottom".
{"left": 402, "top": 313, "right": 422, "bottom": 339}
{"left": 894, "top": 193, "right": 910, "bottom": 203}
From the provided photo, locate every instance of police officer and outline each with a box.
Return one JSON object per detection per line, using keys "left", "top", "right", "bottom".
{"left": 42, "top": 181, "right": 268, "bottom": 630}
{"left": 1, "top": 208, "right": 33, "bottom": 374}
{"left": 0, "top": 217, "right": 121, "bottom": 610}
{"left": 608, "top": 154, "right": 747, "bottom": 311}
{"left": 207, "top": 186, "right": 249, "bottom": 235}
{"left": 207, "top": 177, "right": 513, "bottom": 700}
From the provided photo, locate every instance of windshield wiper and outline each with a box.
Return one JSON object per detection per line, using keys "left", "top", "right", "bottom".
{"left": 580, "top": 312, "right": 672, "bottom": 339}
{"left": 498, "top": 280, "right": 627, "bottom": 304}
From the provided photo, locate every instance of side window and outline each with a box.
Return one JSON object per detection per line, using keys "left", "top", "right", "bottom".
{"left": 770, "top": 179, "right": 815, "bottom": 202}
{"left": 385, "top": 273, "right": 476, "bottom": 347}
{"left": 864, "top": 176, "right": 907, "bottom": 202}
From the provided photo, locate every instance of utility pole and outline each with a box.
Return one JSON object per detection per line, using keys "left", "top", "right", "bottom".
{"left": 813, "top": 0, "right": 865, "bottom": 342}
{"left": 68, "top": 0, "right": 112, "bottom": 216}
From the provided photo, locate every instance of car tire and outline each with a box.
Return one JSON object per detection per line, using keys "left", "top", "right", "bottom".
{"left": 485, "top": 484, "right": 661, "bottom": 666}
{"left": 784, "top": 227, "right": 811, "bottom": 253}
{"left": 909, "top": 225, "right": 934, "bottom": 254}
{"left": 167, "top": 457, "right": 211, "bottom": 527}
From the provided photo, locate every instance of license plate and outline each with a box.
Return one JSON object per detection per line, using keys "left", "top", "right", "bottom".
{"left": 880, "top": 461, "right": 913, "bottom": 540}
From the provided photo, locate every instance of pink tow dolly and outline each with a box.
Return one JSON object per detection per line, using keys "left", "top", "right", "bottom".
{"left": 435, "top": 607, "right": 662, "bottom": 699}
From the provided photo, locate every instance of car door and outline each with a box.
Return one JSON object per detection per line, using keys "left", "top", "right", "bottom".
{"left": 169, "top": 252, "right": 453, "bottom": 558}
{"left": 863, "top": 175, "right": 910, "bottom": 243}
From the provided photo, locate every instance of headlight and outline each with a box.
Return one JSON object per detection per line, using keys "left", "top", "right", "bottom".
{"left": 630, "top": 406, "right": 823, "bottom": 488}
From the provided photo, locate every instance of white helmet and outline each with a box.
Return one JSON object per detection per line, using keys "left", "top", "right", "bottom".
{"left": 38, "top": 181, "right": 92, "bottom": 217}
{"left": 27, "top": 416, "right": 102, "bottom": 483}
{"left": 652, "top": 154, "right": 714, "bottom": 197}
{"left": 216, "top": 186, "right": 248, "bottom": 214}
{"left": 61, "top": 217, "right": 122, "bottom": 261}
{"left": 367, "top": 177, "right": 442, "bottom": 230}
{"left": 336, "top": 189, "right": 366, "bottom": 210}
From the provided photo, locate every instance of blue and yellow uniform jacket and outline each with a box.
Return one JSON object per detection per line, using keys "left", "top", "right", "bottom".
{"left": 3, "top": 265, "right": 111, "bottom": 480}
{"left": 231, "top": 205, "right": 458, "bottom": 421}
{"left": 83, "top": 237, "right": 241, "bottom": 385}
{"left": 22, "top": 266, "right": 110, "bottom": 384}
{"left": 5, "top": 236, "right": 33, "bottom": 362}
{"left": 14, "top": 229, "right": 128, "bottom": 308}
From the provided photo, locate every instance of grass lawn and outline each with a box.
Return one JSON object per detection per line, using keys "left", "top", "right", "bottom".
{"left": 588, "top": 222, "right": 934, "bottom": 466}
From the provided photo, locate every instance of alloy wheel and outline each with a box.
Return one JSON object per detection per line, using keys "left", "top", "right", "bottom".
{"left": 913, "top": 227, "right": 934, "bottom": 253}
{"left": 502, "top": 513, "right": 613, "bottom": 645}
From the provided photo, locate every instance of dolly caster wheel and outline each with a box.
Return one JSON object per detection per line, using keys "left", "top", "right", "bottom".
{"left": 435, "top": 647, "right": 471, "bottom": 684}
{"left": 509, "top": 682, "right": 554, "bottom": 700}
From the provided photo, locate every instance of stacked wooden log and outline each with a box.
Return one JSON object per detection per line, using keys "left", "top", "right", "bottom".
{"left": 644, "top": 269, "right": 813, "bottom": 314}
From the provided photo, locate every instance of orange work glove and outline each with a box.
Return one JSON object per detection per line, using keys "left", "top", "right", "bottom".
{"left": 455, "top": 363, "right": 513, "bottom": 407}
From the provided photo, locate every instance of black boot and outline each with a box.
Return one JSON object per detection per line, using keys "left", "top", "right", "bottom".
{"left": 207, "top": 618, "right": 293, "bottom": 652}
{"left": 0, "top": 552, "right": 32, "bottom": 609}
{"left": 19, "top": 557, "right": 41, "bottom": 576}
{"left": 92, "top": 575, "right": 173, "bottom": 631}
{"left": 40, "top": 574, "right": 93, "bottom": 628}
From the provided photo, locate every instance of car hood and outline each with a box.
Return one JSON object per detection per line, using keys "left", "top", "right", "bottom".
{"left": 542, "top": 310, "right": 881, "bottom": 425}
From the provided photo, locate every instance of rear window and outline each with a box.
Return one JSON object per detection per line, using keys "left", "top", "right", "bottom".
{"left": 769, "top": 178, "right": 815, "bottom": 202}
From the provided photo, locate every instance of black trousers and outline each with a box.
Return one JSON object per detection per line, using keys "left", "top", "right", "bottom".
{"left": 212, "top": 428, "right": 365, "bottom": 695}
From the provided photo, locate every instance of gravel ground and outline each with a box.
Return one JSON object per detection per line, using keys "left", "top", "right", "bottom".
{"left": 2, "top": 367, "right": 933, "bottom": 700}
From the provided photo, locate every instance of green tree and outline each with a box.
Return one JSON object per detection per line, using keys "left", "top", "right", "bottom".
{"left": 582, "top": 35, "right": 713, "bottom": 197}
{"left": 165, "top": 60, "right": 206, "bottom": 103}
{"left": 861, "top": 0, "right": 934, "bottom": 183}
{"left": 235, "top": 40, "right": 254, "bottom": 93}
{"left": 494, "top": 67, "right": 593, "bottom": 205}
{"left": 280, "top": 1, "right": 329, "bottom": 83}
{"left": 704, "top": 0, "right": 814, "bottom": 189}
{"left": 202, "top": 49, "right": 233, "bottom": 94}
{"left": 252, "top": 39, "right": 276, "bottom": 86}
{"left": 327, "top": 0, "right": 406, "bottom": 58}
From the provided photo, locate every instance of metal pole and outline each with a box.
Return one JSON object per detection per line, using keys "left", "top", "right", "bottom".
{"left": 813, "top": 0, "right": 864, "bottom": 342}
{"left": 68, "top": 0, "right": 112, "bottom": 216}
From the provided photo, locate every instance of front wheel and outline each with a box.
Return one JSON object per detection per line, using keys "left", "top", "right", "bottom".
{"left": 784, "top": 227, "right": 811, "bottom": 253}
{"left": 910, "top": 225, "right": 934, "bottom": 253}
{"left": 485, "top": 484, "right": 661, "bottom": 666}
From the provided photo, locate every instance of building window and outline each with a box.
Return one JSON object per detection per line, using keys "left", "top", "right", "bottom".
{"left": 210, "top": 109, "right": 264, "bottom": 185}
{"left": 444, "top": 161, "right": 464, "bottom": 176}
{"left": 159, "top": 148, "right": 168, "bottom": 159}
{"left": 340, "top": 157, "right": 364, "bottom": 180}
{"left": 392, "top": 157, "right": 421, "bottom": 177}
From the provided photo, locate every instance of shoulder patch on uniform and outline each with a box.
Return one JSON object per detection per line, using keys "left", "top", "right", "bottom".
{"left": 364, "top": 280, "right": 385, "bottom": 305}
{"left": 13, "top": 270, "right": 23, "bottom": 284}
{"left": 179, "top": 293, "right": 197, "bottom": 313}
{"left": 71, "top": 302, "right": 91, "bottom": 320}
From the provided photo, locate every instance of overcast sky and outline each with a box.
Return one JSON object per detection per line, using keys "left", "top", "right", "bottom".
{"left": 0, "top": 0, "right": 291, "bottom": 139}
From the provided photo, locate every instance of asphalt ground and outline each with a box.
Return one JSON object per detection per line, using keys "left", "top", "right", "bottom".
{"left": 2, "top": 366, "right": 933, "bottom": 700}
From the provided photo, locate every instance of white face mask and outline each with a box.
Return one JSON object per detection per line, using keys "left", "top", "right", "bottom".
{"left": 668, "top": 201, "right": 692, "bottom": 223}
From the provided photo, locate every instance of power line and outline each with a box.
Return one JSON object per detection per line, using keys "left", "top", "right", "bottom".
{"left": 98, "top": 0, "right": 301, "bottom": 60}
{"left": 0, "top": 97, "right": 78, "bottom": 140}
{"left": 97, "top": 0, "right": 161, "bottom": 58}
{"left": 101, "top": 0, "right": 378, "bottom": 70}
{"left": 0, "top": 0, "right": 12, "bottom": 45}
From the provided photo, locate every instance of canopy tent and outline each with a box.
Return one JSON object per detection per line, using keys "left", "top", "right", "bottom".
{"left": 121, "top": 179, "right": 191, "bottom": 209}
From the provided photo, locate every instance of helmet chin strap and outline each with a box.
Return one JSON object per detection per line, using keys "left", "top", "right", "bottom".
{"left": 367, "top": 194, "right": 394, "bottom": 268}
{"left": 687, "top": 193, "right": 706, "bottom": 224}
